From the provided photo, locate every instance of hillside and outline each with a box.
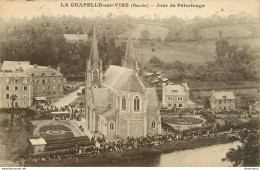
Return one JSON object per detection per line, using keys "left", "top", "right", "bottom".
{"left": 119, "top": 23, "right": 168, "bottom": 40}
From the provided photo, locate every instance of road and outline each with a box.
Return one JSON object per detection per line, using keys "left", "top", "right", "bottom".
{"left": 52, "top": 86, "right": 84, "bottom": 108}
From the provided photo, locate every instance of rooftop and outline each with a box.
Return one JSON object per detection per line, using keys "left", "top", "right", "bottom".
{"left": 212, "top": 91, "right": 236, "bottom": 100}
{"left": 102, "top": 65, "right": 145, "bottom": 93}
{"left": 165, "top": 84, "right": 186, "bottom": 96}
{"left": 29, "top": 138, "right": 47, "bottom": 146}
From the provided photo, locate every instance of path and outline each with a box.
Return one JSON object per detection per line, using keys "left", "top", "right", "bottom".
{"left": 52, "top": 86, "right": 84, "bottom": 108}
{"left": 72, "top": 118, "right": 94, "bottom": 138}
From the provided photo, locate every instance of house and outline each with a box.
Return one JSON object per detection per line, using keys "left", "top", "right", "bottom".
{"left": 0, "top": 71, "right": 33, "bottom": 108}
{"left": 85, "top": 28, "right": 161, "bottom": 140}
{"left": 210, "top": 90, "right": 236, "bottom": 112}
{"left": 29, "top": 138, "right": 47, "bottom": 154}
{"left": 63, "top": 33, "right": 88, "bottom": 43}
{"left": 25, "top": 65, "right": 66, "bottom": 100}
{"left": 0, "top": 61, "right": 66, "bottom": 104}
{"left": 161, "top": 83, "right": 195, "bottom": 109}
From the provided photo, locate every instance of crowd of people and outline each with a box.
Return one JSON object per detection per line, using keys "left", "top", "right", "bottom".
{"left": 15, "top": 124, "right": 244, "bottom": 167}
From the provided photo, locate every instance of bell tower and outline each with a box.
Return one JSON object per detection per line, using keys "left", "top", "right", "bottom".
{"left": 89, "top": 27, "right": 103, "bottom": 88}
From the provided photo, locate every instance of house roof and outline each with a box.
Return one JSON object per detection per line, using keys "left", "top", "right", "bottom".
{"left": 29, "top": 138, "right": 47, "bottom": 146}
{"left": 1, "top": 61, "right": 30, "bottom": 72}
{"left": 102, "top": 65, "right": 145, "bottom": 93}
{"left": 1, "top": 61, "right": 62, "bottom": 77}
{"left": 35, "top": 97, "right": 47, "bottom": 101}
{"left": 0, "top": 71, "right": 29, "bottom": 78}
{"left": 165, "top": 85, "right": 186, "bottom": 95}
{"left": 25, "top": 67, "right": 63, "bottom": 77}
{"left": 63, "top": 34, "right": 88, "bottom": 42}
{"left": 212, "top": 91, "right": 236, "bottom": 100}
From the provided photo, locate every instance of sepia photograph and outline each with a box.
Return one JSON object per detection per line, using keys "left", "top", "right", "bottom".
{"left": 0, "top": 0, "right": 259, "bottom": 167}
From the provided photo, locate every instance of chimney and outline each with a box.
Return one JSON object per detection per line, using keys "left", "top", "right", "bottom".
{"left": 33, "top": 64, "right": 38, "bottom": 68}
{"left": 77, "top": 32, "right": 79, "bottom": 35}
{"left": 212, "top": 90, "right": 215, "bottom": 94}
{"left": 57, "top": 65, "right": 60, "bottom": 72}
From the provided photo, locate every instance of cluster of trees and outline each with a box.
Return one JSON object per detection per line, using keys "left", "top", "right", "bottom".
{"left": 222, "top": 119, "right": 259, "bottom": 167}
{"left": 149, "top": 38, "right": 259, "bottom": 82}
{"left": 0, "top": 15, "right": 131, "bottom": 76}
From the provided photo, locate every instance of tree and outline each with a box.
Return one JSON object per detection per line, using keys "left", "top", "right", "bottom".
{"left": 222, "top": 128, "right": 259, "bottom": 167}
{"left": 140, "top": 30, "right": 150, "bottom": 41}
{"left": 149, "top": 55, "right": 164, "bottom": 67}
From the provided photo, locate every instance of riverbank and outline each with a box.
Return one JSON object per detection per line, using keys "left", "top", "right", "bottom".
{"left": 25, "top": 133, "right": 234, "bottom": 167}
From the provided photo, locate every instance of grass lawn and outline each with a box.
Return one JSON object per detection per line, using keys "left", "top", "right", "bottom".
{"left": 40, "top": 132, "right": 74, "bottom": 141}
{"left": 163, "top": 117, "right": 203, "bottom": 125}
{"left": 39, "top": 125, "right": 71, "bottom": 133}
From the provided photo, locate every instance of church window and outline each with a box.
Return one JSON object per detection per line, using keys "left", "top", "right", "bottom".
{"left": 92, "top": 69, "right": 98, "bottom": 82}
{"left": 122, "top": 95, "right": 126, "bottom": 110}
{"left": 109, "top": 122, "right": 115, "bottom": 130}
{"left": 179, "top": 103, "right": 182, "bottom": 108}
{"left": 151, "top": 120, "right": 156, "bottom": 128}
{"left": 134, "top": 96, "right": 140, "bottom": 111}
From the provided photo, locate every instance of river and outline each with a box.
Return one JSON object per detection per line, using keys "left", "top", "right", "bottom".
{"left": 112, "top": 141, "right": 241, "bottom": 167}
{"left": 157, "top": 141, "right": 240, "bottom": 167}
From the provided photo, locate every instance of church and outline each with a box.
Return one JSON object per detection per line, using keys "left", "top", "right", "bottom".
{"left": 85, "top": 28, "right": 161, "bottom": 140}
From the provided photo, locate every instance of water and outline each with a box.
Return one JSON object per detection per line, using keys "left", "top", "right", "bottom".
{"left": 90, "top": 141, "right": 241, "bottom": 167}
{"left": 157, "top": 141, "right": 240, "bottom": 167}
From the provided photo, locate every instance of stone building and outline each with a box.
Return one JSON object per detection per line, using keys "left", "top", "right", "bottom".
{"left": 0, "top": 61, "right": 66, "bottom": 108}
{"left": 25, "top": 65, "right": 66, "bottom": 100}
{"left": 210, "top": 90, "right": 236, "bottom": 112}
{"left": 0, "top": 70, "right": 33, "bottom": 108}
{"left": 85, "top": 28, "right": 161, "bottom": 140}
{"left": 161, "top": 83, "right": 195, "bottom": 109}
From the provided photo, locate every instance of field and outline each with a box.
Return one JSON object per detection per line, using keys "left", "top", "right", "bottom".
{"left": 134, "top": 40, "right": 216, "bottom": 63}
{"left": 123, "top": 22, "right": 260, "bottom": 64}
{"left": 119, "top": 23, "right": 168, "bottom": 40}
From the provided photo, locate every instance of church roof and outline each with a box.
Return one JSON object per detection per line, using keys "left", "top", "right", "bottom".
{"left": 102, "top": 65, "right": 145, "bottom": 93}
{"left": 100, "top": 108, "right": 117, "bottom": 118}
{"left": 93, "top": 88, "right": 111, "bottom": 107}
{"left": 147, "top": 88, "right": 158, "bottom": 107}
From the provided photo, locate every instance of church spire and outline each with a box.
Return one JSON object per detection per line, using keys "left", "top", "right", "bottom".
{"left": 121, "top": 30, "right": 136, "bottom": 69}
{"left": 89, "top": 27, "right": 99, "bottom": 69}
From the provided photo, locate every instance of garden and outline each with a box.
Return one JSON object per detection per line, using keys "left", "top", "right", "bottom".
{"left": 39, "top": 124, "right": 74, "bottom": 141}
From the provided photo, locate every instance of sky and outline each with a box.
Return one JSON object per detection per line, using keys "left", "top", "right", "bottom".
{"left": 0, "top": 0, "right": 259, "bottom": 20}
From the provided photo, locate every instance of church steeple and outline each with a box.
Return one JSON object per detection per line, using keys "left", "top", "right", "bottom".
{"left": 89, "top": 27, "right": 99, "bottom": 69}
{"left": 87, "top": 26, "right": 103, "bottom": 88}
{"left": 121, "top": 30, "right": 136, "bottom": 70}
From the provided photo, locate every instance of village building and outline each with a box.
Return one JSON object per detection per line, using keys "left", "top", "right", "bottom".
{"left": 161, "top": 83, "right": 196, "bottom": 109}
{"left": 25, "top": 65, "right": 66, "bottom": 101}
{"left": 85, "top": 28, "right": 161, "bottom": 140}
{"left": 29, "top": 138, "right": 47, "bottom": 154}
{"left": 210, "top": 90, "right": 236, "bottom": 112}
{"left": 0, "top": 61, "right": 66, "bottom": 108}
{"left": 0, "top": 71, "right": 33, "bottom": 108}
